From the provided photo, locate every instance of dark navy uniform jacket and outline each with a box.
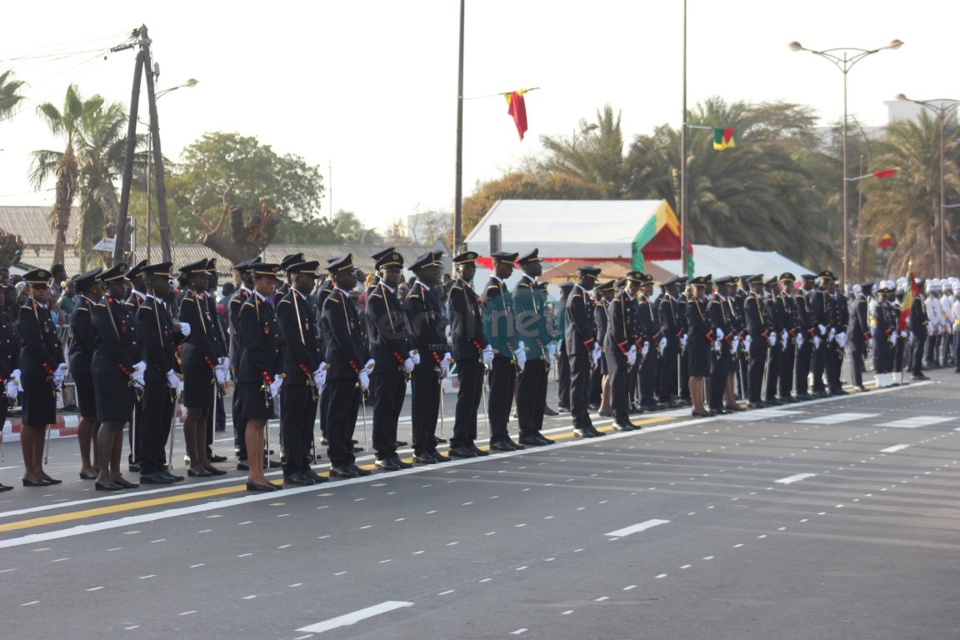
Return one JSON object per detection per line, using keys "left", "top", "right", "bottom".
{"left": 277, "top": 288, "right": 324, "bottom": 385}
{"left": 68, "top": 295, "right": 97, "bottom": 377}
{"left": 19, "top": 299, "right": 64, "bottom": 377}
{"left": 238, "top": 292, "right": 281, "bottom": 385}
{"left": 365, "top": 283, "right": 412, "bottom": 374}
{"left": 0, "top": 308, "right": 21, "bottom": 381}
{"left": 404, "top": 281, "right": 448, "bottom": 372}
{"left": 448, "top": 277, "right": 487, "bottom": 361}
{"left": 91, "top": 295, "right": 139, "bottom": 378}
{"left": 138, "top": 295, "right": 184, "bottom": 383}
{"left": 321, "top": 287, "right": 369, "bottom": 381}
{"left": 179, "top": 290, "right": 219, "bottom": 371}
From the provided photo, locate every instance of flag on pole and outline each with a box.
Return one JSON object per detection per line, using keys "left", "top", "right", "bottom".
{"left": 506, "top": 90, "right": 529, "bottom": 141}
{"left": 873, "top": 168, "right": 896, "bottom": 179}
{"left": 713, "top": 128, "right": 736, "bottom": 150}
{"left": 877, "top": 233, "right": 893, "bottom": 249}
{"left": 899, "top": 271, "right": 919, "bottom": 330}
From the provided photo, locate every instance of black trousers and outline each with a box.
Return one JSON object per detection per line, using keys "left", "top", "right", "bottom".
{"left": 588, "top": 364, "right": 602, "bottom": 407}
{"left": 779, "top": 343, "right": 796, "bottom": 397}
{"left": 410, "top": 367, "right": 440, "bottom": 455}
{"left": 371, "top": 369, "right": 406, "bottom": 459}
{"left": 709, "top": 350, "right": 729, "bottom": 410}
{"left": 606, "top": 351, "right": 631, "bottom": 425}
{"left": 325, "top": 378, "right": 360, "bottom": 468}
{"left": 765, "top": 344, "right": 781, "bottom": 401}
{"left": 812, "top": 339, "right": 828, "bottom": 392}
{"left": 912, "top": 333, "right": 927, "bottom": 375}
{"left": 232, "top": 388, "right": 247, "bottom": 458}
{"left": 517, "top": 359, "right": 547, "bottom": 437}
{"left": 795, "top": 340, "right": 813, "bottom": 395}
{"left": 139, "top": 381, "right": 175, "bottom": 475}
{"left": 567, "top": 350, "right": 593, "bottom": 430}
{"left": 747, "top": 344, "right": 767, "bottom": 402}
{"left": 826, "top": 342, "right": 842, "bottom": 392}
{"left": 738, "top": 353, "right": 749, "bottom": 399}
{"left": 658, "top": 345, "right": 678, "bottom": 402}
{"left": 639, "top": 348, "right": 658, "bottom": 406}
{"left": 679, "top": 345, "right": 690, "bottom": 399}
{"left": 128, "top": 392, "right": 145, "bottom": 463}
{"left": 849, "top": 341, "right": 865, "bottom": 387}
{"left": 487, "top": 356, "right": 515, "bottom": 443}
{"left": 453, "top": 358, "right": 483, "bottom": 448}
{"left": 280, "top": 382, "right": 318, "bottom": 473}
{"left": 556, "top": 347, "right": 570, "bottom": 409}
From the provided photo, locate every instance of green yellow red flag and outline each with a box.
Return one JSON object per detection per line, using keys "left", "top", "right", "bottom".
{"left": 713, "top": 128, "right": 736, "bottom": 150}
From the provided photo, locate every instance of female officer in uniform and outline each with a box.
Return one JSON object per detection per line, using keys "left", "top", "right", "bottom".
{"left": 69, "top": 268, "right": 103, "bottom": 480}
{"left": 18, "top": 269, "right": 67, "bottom": 486}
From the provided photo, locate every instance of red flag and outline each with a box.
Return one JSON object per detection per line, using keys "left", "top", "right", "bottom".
{"left": 506, "top": 90, "right": 528, "bottom": 141}
{"left": 899, "top": 271, "right": 919, "bottom": 330}
{"left": 873, "top": 168, "right": 896, "bottom": 179}
{"left": 877, "top": 233, "right": 893, "bottom": 249}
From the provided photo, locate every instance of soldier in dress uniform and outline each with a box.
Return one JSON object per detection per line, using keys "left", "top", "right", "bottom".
{"left": 276, "top": 260, "right": 329, "bottom": 484}
{"left": 0, "top": 282, "right": 20, "bottom": 491}
{"left": 605, "top": 271, "right": 642, "bottom": 431}
{"left": 123, "top": 260, "right": 148, "bottom": 470}
{"left": 848, "top": 281, "right": 873, "bottom": 391}
{"left": 202, "top": 258, "right": 230, "bottom": 462}
{"left": 566, "top": 266, "right": 604, "bottom": 438}
{"left": 513, "top": 249, "right": 556, "bottom": 447}
{"left": 808, "top": 271, "right": 834, "bottom": 397}
{"left": 707, "top": 276, "right": 735, "bottom": 413}
{"left": 871, "top": 282, "right": 892, "bottom": 385}
{"left": 826, "top": 277, "right": 849, "bottom": 395}
{"left": 734, "top": 276, "right": 751, "bottom": 400}
{"left": 910, "top": 277, "right": 929, "bottom": 380}
{"left": 137, "top": 263, "right": 187, "bottom": 484}
{"left": 794, "top": 274, "right": 817, "bottom": 400}
{"left": 177, "top": 259, "right": 227, "bottom": 478}
{"left": 775, "top": 273, "right": 801, "bottom": 401}
{"left": 556, "top": 282, "right": 574, "bottom": 412}
{"left": 448, "top": 251, "right": 493, "bottom": 458}
{"left": 237, "top": 263, "right": 284, "bottom": 491}
{"left": 364, "top": 251, "right": 417, "bottom": 469}
{"left": 19, "top": 269, "right": 67, "bottom": 486}
{"left": 762, "top": 276, "right": 784, "bottom": 405}
{"left": 482, "top": 251, "right": 526, "bottom": 450}
{"left": 405, "top": 251, "right": 452, "bottom": 464}
{"left": 69, "top": 268, "right": 103, "bottom": 480}
{"left": 90, "top": 263, "right": 143, "bottom": 491}
{"left": 594, "top": 279, "right": 616, "bottom": 416}
{"left": 675, "top": 277, "right": 692, "bottom": 405}
{"left": 229, "top": 257, "right": 259, "bottom": 468}
{"left": 656, "top": 276, "right": 683, "bottom": 407}
{"left": 321, "top": 254, "right": 374, "bottom": 478}
{"left": 315, "top": 265, "right": 337, "bottom": 446}
{"left": 635, "top": 274, "right": 660, "bottom": 411}
{"left": 743, "top": 275, "right": 771, "bottom": 408}
{"left": 685, "top": 275, "right": 712, "bottom": 416}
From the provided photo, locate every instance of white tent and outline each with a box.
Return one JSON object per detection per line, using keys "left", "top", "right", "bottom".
{"left": 652, "top": 245, "right": 811, "bottom": 278}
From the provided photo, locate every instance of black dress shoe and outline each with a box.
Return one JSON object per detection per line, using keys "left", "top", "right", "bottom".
{"left": 429, "top": 451, "right": 451, "bottom": 463}
{"left": 79, "top": 470, "right": 98, "bottom": 480}
{"left": 283, "top": 471, "right": 315, "bottom": 486}
{"left": 725, "top": 404, "right": 746, "bottom": 412}
{"left": 0, "top": 483, "right": 12, "bottom": 492}
{"left": 391, "top": 455, "right": 414, "bottom": 469}
{"left": 203, "top": 465, "right": 227, "bottom": 476}
{"left": 506, "top": 439, "right": 526, "bottom": 450}
{"left": 518, "top": 436, "right": 547, "bottom": 446}
{"left": 375, "top": 458, "right": 402, "bottom": 471}
{"left": 320, "top": 437, "right": 330, "bottom": 446}
{"left": 187, "top": 468, "right": 213, "bottom": 477}
{"left": 140, "top": 471, "right": 175, "bottom": 485}
{"left": 236, "top": 460, "right": 250, "bottom": 471}
{"left": 433, "top": 436, "right": 448, "bottom": 445}
{"left": 538, "top": 435, "right": 556, "bottom": 445}
{"left": 162, "top": 470, "right": 185, "bottom": 482}
{"left": 467, "top": 444, "right": 489, "bottom": 457}
{"left": 412, "top": 453, "right": 438, "bottom": 465}
{"left": 611, "top": 422, "right": 634, "bottom": 432}
{"left": 557, "top": 405, "right": 571, "bottom": 413}
{"left": 352, "top": 446, "right": 365, "bottom": 453}
{"left": 330, "top": 466, "right": 360, "bottom": 478}
{"left": 489, "top": 440, "right": 516, "bottom": 452}
{"left": 448, "top": 446, "right": 477, "bottom": 458}
{"left": 128, "top": 463, "right": 141, "bottom": 473}
{"left": 572, "top": 428, "right": 595, "bottom": 438}
{"left": 42, "top": 477, "right": 63, "bottom": 485}
{"left": 246, "top": 481, "right": 280, "bottom": 492}
{"left": 113, "top": 477, "right": 139, "bottom": 489}
{"left": 95, "top": 481, "right": 124, "bottom": 491}
{"left": 265, "top": 458, "right": 283, "bottom": 469}
{"left": 22, "top": 477, "right": 51, "bottom": 487}
{"left": 304, "top": 469, "right": 328, "bottom": 483}
{"left": 691, "top": 410, "right": 712, "bottom": 418}
{"left": 350, "top": 464, "right": 373, "bottom": 477}
{"left": 598, "top": 410, "right": 614, "bottom": 418}
{"left": 588, "top": 427, "right": 606, "bottom": 437}
{"left": 208, "top": 454, "right": 228, "bottom": 463}
{"left": 544, "top": 406, "right": 558, "bottom": 416}
{"left": 395, "top": 440, "right": 408, "bottom": 448}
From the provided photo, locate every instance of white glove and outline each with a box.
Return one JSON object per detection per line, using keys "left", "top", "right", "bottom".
{"left": 166, "top": 369, "right": 181, "bottom": 391}
{"left": 680, "top": 334, "right": 688, "bottom": 350}
{"left": 313, "top": 362, "right": 328, "bottom": 389}
{"left": 10, "top": 369, "right": 20, "bottom": 386}
{"left": 795, "top": 334, "right": 804, "bottom": 349}
{"left": 781, "top": 330, "right": 789, "bottom": 345}
{"left": 828, "top": 327, "right": 836, "bottom": 342}
{"left": 358, "top": 369, "right": 370, "bottom": 391}
{"left": 818, "top": 323, "right": 827, "bottom": 336}
{"left": 546, "top": 342, "right": 557, "bottom": 362}
{"left": 836, "top": 332, "right": 846, "bottom": 349}
{"left": 868, "top": 338, "right": 874, "bottom": 350}
{"left": 716, "top": 328, "right": 725, "bottom": 341}
{"left": 767, "top": 333, "right": 776, "bottom": 347}
{"left": 744, "top": 335, "right": 753, "bottom": 351}
{"left": 219, "top": 356, "right": 230, "bottom": 371}
{"left": 403, "top": 357, "right": 415, "bottom": 374}
{"left": 364, "top": 358, "right": 376, "bottom": 374}
{"left": 5, "top": 380, "right": 18, "bottom": 399}
{"left": 902, "top": 330, "right": 909, "bottom": 339}
{"left": 626, "top": 345, "right": 637, "bottom": 367}
{"left": 713, "top": 339, "right": 722, "bottom": 352}
{"left": 130, "top": 369, "right": 145, "bottom": 389}
{"left": 641, "top": 341, "right": 650, "bottom": 357}
{"left": 52, "top": 363, "right": 69, "bottom": 389}
{"left": 409, "top": 350, "right": 421, "bottom": 366}
{"left": 908, "top": 331, "right": 915, "bottom": 345}
{"left": 482, "top": 345, "right": 494, "bottom": 368}
{"left": 658, "top": 337, "right": 667, "bottom": 353}
{"left": 269, "top": 377, "right": 282, "bottom": 397}
{"left": 591, "top": 343, "right": 602, "bottom": 366}
{"left": 179, "top": 321, "right": 191, "bottom": 338}
{"left": 889, "top": 332, "right": 897, "bottom": 346}
{"left": 813, "top": 336, "right": 821, "bottom": 350}
{"left": 214, "top": 366, "right": 226, "bottom": 385}
{"left": 731, "top": 336, "right": 740, "bottom": 353}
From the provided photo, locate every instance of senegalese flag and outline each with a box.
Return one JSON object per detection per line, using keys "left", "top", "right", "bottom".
{"left": 899, "top": 271, "right": 919, "bottom": 330}
{"left": 505, "top": 89, "right": 529, "bottom": 141}
{"left": 877, "top": 233, "right": 893, "bottom": 249}
{"left": 713, "top": 128, "right": 736, "bottom": 150}
{"left": 873, "top": 168, "right": 896, "bottom": 179}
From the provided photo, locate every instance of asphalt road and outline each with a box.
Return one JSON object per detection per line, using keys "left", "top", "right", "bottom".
{"left": 1, "top": 370, "right": 958, "bottom": 640}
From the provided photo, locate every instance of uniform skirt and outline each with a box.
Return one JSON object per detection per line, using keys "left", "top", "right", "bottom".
{"left": 183, "top": 365, "right": 216, "bottom": 408}
{"left": 687, "top": 342, "right": 712, "bottom": 378}
{"left": 238, "top": 381, "right": 274, "bottom": 421}
{"left": 21, "top": 373, "right": 57, "bottom": 426}
{"left": 94, "top": 373, "right": 135, "bottom": 422}
{"left": 73, "top": 372, "right": 98, "bottom": 419}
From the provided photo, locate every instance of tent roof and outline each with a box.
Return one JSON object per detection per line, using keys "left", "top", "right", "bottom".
{"left": 652, "top": 245, "right": 811, "bottom": 279}
{"left": 464, "top": 200, "right": 668, "bottom": 259}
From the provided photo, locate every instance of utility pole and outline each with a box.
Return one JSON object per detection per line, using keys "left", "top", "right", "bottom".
{"left": 114, "top": 25, "right": 173, "bottom": 264}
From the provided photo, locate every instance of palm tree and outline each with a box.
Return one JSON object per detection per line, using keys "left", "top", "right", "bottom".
{"left": 0, "top": 70, "right": 26, "bottom": 121}
{"left": 860, "top": 110, "right": 957, "bottom": 278}
{"left": 30, "top": 86, "right": 133, "bottom": 270}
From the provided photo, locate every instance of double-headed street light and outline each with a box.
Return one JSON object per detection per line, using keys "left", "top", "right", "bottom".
{"left": 896, "top": 93, "right": 959, "bottom": 278}
{"left": 790, "top": 39, "right": 902, "bottom": 291}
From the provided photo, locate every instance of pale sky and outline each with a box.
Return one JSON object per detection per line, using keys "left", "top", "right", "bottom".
{"left": 0, "top": 1, "right": 954, "bottom": 237}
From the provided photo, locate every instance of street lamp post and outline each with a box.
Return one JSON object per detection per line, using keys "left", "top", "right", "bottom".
{"left": 144, "top": 78, "right": 197, "bottom": 261}
{"left": 896, "top": 93, "right": 959, "bottom": 278}
{"left": 790, "top": 39, "right": 902, "bottom": 291}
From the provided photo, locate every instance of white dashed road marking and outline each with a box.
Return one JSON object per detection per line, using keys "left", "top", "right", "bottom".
{"left": 881, "top": 444, "right": 911, "bottom": 453}
{"left": 794, "top": 412, "right": 879, "bottom": 425}
{"left": 297, "top": 601, "right": 414, "bottom": 634}
{"left": 877, "top": 416, "right": 954, "bottom": 429}
{"left": 775, "top": 473, "right": 817, "bottom": 485}
{"left": 605, "top": 519, "right": 670, "bottom": 538}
